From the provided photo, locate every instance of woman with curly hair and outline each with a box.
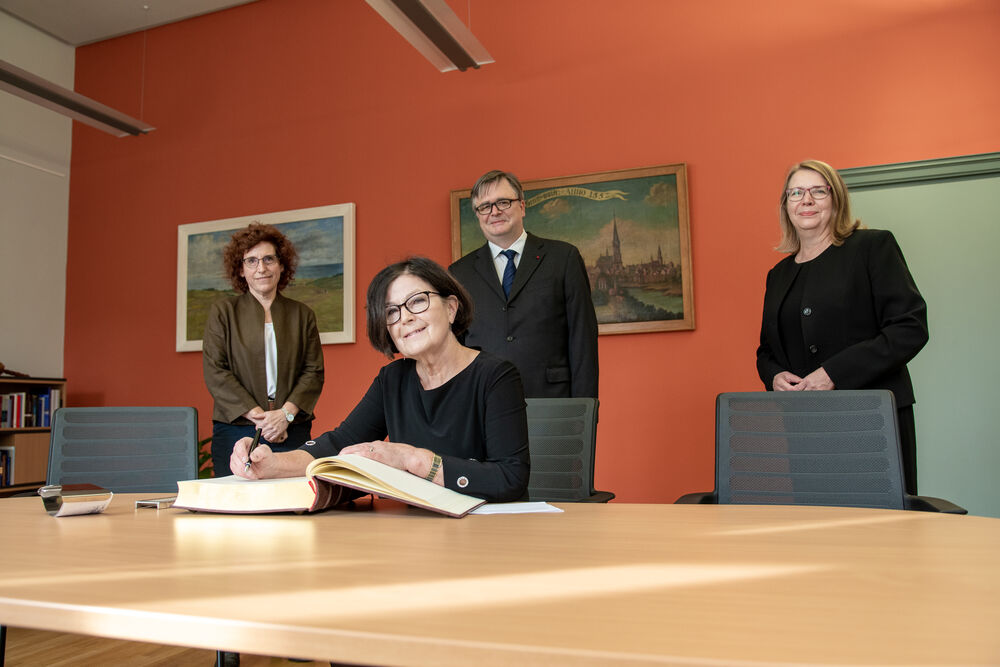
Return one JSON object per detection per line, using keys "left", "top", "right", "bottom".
{"left": 203, "top": 222, "right": 324, "bottom": 477}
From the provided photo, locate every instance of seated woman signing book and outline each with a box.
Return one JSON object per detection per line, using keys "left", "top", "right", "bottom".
{"left": 230, "top": 257, "right": 531, "bottom": 503}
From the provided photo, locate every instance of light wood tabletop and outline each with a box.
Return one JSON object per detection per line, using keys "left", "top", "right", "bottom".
{"left": 1, "top": 495, "right": 998, "bottom": 666}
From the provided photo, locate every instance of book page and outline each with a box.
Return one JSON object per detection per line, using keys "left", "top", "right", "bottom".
{"left": 308, "top": 454, "right": 483, "bottom": 516}
{"left": 470, "top": 502, "right": 563, "bottom": 514}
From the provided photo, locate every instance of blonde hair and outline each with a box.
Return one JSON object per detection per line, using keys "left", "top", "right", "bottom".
{"left": 776, "top": 159, "right": 862, "bottom": 254}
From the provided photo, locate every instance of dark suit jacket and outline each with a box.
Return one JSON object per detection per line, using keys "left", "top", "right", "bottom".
{"left": 756, "top": 229, "right": 928, "bottom": 406}
{"left": 450, "top": 233, "right": 599, "bottom": 398}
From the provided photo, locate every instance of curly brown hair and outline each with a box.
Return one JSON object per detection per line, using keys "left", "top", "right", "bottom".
{"left": 222, "top": 223, "right": 298, "bottom": 293}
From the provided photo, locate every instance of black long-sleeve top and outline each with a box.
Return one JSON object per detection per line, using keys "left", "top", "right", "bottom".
{"left": 302, "top": 352, "right": 530, "bottom": 502}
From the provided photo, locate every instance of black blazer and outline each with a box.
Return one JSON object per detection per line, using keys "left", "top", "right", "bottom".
{"left": 450, "top": 233, "right": 599, "bottom": 398}
{"left": 756, "top": 229, "right": 928, "bottom": 406}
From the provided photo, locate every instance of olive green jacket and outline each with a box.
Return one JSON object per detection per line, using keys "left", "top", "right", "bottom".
{"left": 203, "top": 292, "right": 324, "bottom": 424}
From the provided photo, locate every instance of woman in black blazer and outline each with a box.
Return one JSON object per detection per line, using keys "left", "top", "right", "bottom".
{"left": 756, "top": 159, "right": 928, "bottom": 493}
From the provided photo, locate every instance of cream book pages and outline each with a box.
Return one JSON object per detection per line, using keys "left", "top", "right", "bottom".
{"left": 307, "top": 454, "right": 485, "bottom": 518}
{"left": 174, "top": 475, "right": 317, "bottom": 514}
{"left": 173, "top": 454, "right": 485, "bottom": 517}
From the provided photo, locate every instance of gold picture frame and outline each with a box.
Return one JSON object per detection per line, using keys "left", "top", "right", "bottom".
{"left": 451, "top": 164, "right": 694, "bottom": 335}
{"left": 176, "top": 203, "right": 356, "bottom": 352}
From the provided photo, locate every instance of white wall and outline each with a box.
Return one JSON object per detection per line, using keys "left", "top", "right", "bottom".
{"left": 852, "top": 175, "right": 1000, "bottom": 518}
{"left": 0, "top": 12, "right": 73, "bottom": 378}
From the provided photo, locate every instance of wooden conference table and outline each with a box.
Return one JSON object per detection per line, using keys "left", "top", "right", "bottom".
{"left": 1, "top": 495, "right": 998, "bottom": 666}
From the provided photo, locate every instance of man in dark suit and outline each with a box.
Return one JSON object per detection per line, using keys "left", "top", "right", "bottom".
{"left": 449, "top": 170, "right": 599, "bottom": 398}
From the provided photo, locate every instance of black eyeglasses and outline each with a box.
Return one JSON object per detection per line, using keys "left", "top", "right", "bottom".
{"left": 785, "top": 186, "right": 832, "bottom": 202}
{"left": 242, "top": 255, "right": 279, "bottom": 269}
{"left": 473, "top": 198, "right": 520, "bottom": 216}
{"left": 385, "top": 291, "right": 440, "bottom": 324}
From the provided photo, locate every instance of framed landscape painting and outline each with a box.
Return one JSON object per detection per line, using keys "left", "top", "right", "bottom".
{"left": 176, "top": 203, "right": 355, "bottom": 352}
{"left": 450, "top": 165, "right": 694, "bottom": 334}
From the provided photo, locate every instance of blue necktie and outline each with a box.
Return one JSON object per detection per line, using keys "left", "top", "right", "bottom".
{"left": 501, "top": 249, "right": 517, "bottom": 299}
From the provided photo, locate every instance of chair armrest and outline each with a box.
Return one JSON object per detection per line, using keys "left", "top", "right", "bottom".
{"left": 580, "top": 491, "right": 616, "bottom": 503}
{"left": 904, "top": 494, "right": 968, "bottom": 514}
{"left": 675, "top": 492, "right": 717, "bottom": 504}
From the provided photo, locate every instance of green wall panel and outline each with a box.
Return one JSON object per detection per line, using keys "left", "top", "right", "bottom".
{"left": 846, "top": 162, "right": 1000, "bottom": 517}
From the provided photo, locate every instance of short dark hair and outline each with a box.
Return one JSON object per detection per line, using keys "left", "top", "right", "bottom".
{"left": 366, "top": 257, "right": 475, "bottom": 358}
{"left": 471, "top": 169, "right": 524, "bottom": 204}
{"left": 222, "top": 222, "right": 298, "bottom": 293}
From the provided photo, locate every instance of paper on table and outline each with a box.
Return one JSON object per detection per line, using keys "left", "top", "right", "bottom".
{"left": 39, "top": 484, "right": 113, "bottom": 517}
{"left": 470, "top": 502, "right": 563, "bottom": 515}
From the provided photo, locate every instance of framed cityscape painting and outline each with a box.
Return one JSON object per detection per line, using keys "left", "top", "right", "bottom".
{"left": 450, "top": 164, "right": 694, "bottom": 334}
{"left": 176, "top": 203, "right": 355, "bottom": 352}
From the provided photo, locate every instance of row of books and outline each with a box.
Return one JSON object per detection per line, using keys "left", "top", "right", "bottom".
{"left": 0, "top": 389, "right": 62, "bottom": 429}
{"left": 0, "top": 446, "right": 14, "bottom": 486}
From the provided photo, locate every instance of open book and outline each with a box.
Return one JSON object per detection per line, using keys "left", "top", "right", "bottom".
{"left": 173, "top": 453, "right": 485, "bottom": 518}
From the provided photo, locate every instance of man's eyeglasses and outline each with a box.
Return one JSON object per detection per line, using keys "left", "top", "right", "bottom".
{"left": 473, "top": 198, "right": 520, "bottom": 216}
{"left": 785, "top": 186, "right": 832, "bottom": 202}
{"left": 386, "top": 291, "right": 440, "bottom": 325}
{"left": 242, "top": 255, "right": 279, "bottom": 269}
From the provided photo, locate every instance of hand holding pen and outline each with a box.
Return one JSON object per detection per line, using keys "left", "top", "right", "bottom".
{"left": 243, "top": 428, "right": 262, "bottom": 473}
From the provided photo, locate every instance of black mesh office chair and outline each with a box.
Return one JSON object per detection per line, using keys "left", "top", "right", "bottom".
{"left": 677, "top": 391, "right": 965, "bottom": 513}
{"left": 47, "top": 406, "right": 198, "bottom": 492}
{"left": 525, "top": 397, "right": 614, "bottom": 502}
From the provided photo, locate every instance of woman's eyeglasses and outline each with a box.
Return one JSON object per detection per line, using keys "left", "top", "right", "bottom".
{"left": 242, "top": 255, "right": 279, "bottom": 269}
{"left": 785, "top": 186, "right": 832, "bottom": 202}
{"left": 385, "top": 291, "right": 440, "bottom": 324}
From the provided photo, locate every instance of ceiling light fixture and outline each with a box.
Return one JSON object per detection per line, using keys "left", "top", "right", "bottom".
{"left": 365, "top": 0, "right": 493, "bottom": 73}
{"left": 0, "top": 58, "right": 155, "bottom": 138}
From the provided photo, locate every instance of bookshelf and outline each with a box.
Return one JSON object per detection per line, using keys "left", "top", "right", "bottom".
{"left": 0, "top": 377, "right": 65, "bottom": 496}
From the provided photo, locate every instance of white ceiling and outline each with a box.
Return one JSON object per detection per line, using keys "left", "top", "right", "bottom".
{"left": 0, "top": 0, "right": 258, "bottom": 46}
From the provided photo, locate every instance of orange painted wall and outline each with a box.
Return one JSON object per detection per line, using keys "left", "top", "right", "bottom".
{"left": 66, "top": 0, "right": 1000, "bottom": 502}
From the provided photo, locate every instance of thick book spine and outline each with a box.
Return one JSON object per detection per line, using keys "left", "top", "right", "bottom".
{"left": 309, "top": 478, "right": 367, "bottom": 511}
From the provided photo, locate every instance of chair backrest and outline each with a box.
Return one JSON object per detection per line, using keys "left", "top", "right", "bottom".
{"left": 716, "top": 391, "right": 906, "bottom": 510}
{"left": 48, "top": 407, "right": 198, "bottom": 493}
{"left": 525, "top": 397, "right": 612, "bottom": 502}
